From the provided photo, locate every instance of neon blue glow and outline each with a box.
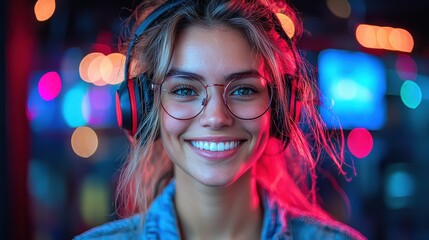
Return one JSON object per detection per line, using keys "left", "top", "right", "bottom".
{"left": 387, "top": 171, "right": 415, "bottom": 198}
{"left": 27, "top": 86, "right": 56, "bottom": 132}
{"left": 318, "top": 49, "right": 386, "bottom": 130}
{"left": 62, "top": 84, "right": 89, "bottom": 127}
{"left": 400, "top": 80, "right": 422, "bottom": 109}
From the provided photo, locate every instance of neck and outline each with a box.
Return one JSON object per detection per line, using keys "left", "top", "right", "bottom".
{"left": 174, "top": 168, "right": 262, "bottom": 240}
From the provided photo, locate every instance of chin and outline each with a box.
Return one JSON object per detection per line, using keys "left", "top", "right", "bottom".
{"left": 191, "top": 167, "right": 251, "bottom": 189}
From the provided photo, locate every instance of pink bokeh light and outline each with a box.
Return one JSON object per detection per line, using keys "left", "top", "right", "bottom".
{"left": 38, "top": 71, "right": 62, "bottom": 101}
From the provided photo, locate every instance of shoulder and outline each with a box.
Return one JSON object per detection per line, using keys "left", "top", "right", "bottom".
{"left": 286, "top": 208, "right": 367, "bottom": 240}
{"left": 73, "top": 215, "right": 144, "bottom": 240}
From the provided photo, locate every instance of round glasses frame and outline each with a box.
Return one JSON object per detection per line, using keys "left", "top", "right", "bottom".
{"left": 153, "top": 76, "right": 275, "bottom": 120}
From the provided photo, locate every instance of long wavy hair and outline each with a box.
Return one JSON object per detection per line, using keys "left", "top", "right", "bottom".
{"left": 116, "top": 0, "right": 348, "bottom": 219}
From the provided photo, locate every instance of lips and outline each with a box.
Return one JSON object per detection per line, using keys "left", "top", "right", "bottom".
{"left": 190, "top": 141, "right": 240, "bottom": 152}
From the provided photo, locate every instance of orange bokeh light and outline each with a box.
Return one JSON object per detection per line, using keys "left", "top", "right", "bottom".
{"left": 100, "top": 53, "right": 125, "bottom": 85}
{"left": 276, "top": 13, "right": 295, "bottom": 39}
{"left": 87, "top": 55, "right": 105, "bottom": 84}
{"left": 356, "top": 24, "right": 414, "bottom": 53}
{"left": 71, "top": 126, "right": 98, "bottom": 158}
{"left": 79, "top": 52, "right": 104, "bottom": 83}
{"left": 79, "top": 52, "right": 125, "bottom": 86}
{"left": 34, "top": 0, "right": 56, "bottom": 22}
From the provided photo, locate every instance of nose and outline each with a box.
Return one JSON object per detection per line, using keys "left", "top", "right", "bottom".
{"left": 198, "top": 86, "right": 233, "bottom": 129}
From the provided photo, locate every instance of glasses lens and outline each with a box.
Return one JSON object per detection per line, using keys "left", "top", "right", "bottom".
{"left": 160, "top": 76, "right": 206, "bottom": 119}
{"left": 225, "top": 77, "right": 272, "bottom": 119}
{"left": 159, "top": 76, "right": 272, "bottom": 120}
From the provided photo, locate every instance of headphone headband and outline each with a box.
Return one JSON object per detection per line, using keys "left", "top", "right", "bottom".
{"left": 124, "top": 0, "right": 190, "bottom": 82}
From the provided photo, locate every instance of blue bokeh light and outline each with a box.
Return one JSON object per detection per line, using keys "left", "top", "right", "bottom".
{"left": 27, "top": 85, "right": 56, "bottom": 132}
{"left": 62, "top": 83, "right": 89, "bottom": 127}
{"left": 318, "top": 49, "right": 387, "bottom": 130}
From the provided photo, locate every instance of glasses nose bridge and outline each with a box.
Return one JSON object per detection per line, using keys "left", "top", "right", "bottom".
{"left": 203, "top": 83, "right": 227, "bottom": 106}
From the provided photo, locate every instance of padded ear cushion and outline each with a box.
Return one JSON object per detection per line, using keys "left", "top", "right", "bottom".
{"left": 116, "top": 74, "right": 154, "bottom": 136}
{"left": 116, "top": 77, "right": 143, "bottom": 136}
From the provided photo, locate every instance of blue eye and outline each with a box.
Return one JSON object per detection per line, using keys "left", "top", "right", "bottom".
{"left": 171, "top": 85, "right": 198, "bottom": 96}
{"left": 231, "top": 86, "right": 257, "bottom": 96}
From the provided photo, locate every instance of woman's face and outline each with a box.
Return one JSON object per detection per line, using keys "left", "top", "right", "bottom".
{"left": 160, "top": 25, "right": 271, "bottom": 187}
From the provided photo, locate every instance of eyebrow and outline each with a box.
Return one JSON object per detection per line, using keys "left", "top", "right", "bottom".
{"left": 166, "top": 68, "right": 262, "bottom": 82}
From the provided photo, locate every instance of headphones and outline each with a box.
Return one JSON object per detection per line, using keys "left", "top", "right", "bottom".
{"left": 115, "top": 0, "right": 302, "bottom": 142}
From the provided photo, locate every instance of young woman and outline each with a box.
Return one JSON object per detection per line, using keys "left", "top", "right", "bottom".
{"left": 76, "top": 0, "right": 366, "bottom": 239}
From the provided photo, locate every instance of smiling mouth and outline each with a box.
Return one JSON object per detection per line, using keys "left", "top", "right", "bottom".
{"left": 190, "top": 141, "right": 241, "bottom": 152}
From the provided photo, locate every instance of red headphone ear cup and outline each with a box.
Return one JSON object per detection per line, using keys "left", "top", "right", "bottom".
{"left": 116, "top": 78, "right": 142, "bottom": 136}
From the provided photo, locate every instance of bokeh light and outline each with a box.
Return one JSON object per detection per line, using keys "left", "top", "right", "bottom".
{"left": 62, "top": 84, "right": 88, "bottom": 127}
{"left": 79, "top": 176, "right": 110, "bottom": 226}
{"left": 34, "top": 0, "right": 56, "bottom": 22}
{"left": 27, "top": 87, "right": 56, "bottom": 132}
{"left": 79, "top": 52, "right": 125, "bottom": 86}
{"left": 385, "top": 164, "right": 415, "bottom": 209}
{"left": 376, "top": 27, "right": 391, "bottom": 50}
{"left": 28, "top": 160, "right": 66, "bottom": 209}
{"left": 276, "top": 13, "right": 295, "bottom": 39}
{"left": 85, "top": 86, "right": 113, "bottom": 126}
{"left": 356, "top": 24, "right": 414, "bottom": 52}
{"left": 400, "top": 80, "right": 422, "bottom": 109}
{"left": 71, "top": 126, "right": 98, "bottom": 158}
{"left": 87, "top": 86, "right": 112, "bottom": 111}
{"left": 326, "top": 0, "right": 351, "bottom": 19}
{"left": 355, "top": 24, "right": 377, "bottom": 49}
{"left": 88, "top": 54, "right": 106, "bottom": 86}
{"left": 79, "top": 52, "right": 104, "bottom": 83}
{"left": 395, "top": 54, "right": 417, "bottom": 81}
{"left": 38, "top": 71, "right": 62, "bottom": 101}
{"left": 347, "top": 128, "right": 373, "bottom": 158}
{"left": 318, "top": 49, "right": 386, "bottom": 130}
{"left": 100, "top": 53, "right": 125, "bottom": 85}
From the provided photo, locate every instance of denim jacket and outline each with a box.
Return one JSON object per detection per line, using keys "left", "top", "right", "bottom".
{"left": 75, "top": 181, "right": 366, "bottom": 240}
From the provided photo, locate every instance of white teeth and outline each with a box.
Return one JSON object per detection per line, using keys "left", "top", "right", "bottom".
{"left": 217, "top": 142, "right": 225, "bottom": 151}
{"left": 191, "top": 141, "right": 240, "bottom": 152}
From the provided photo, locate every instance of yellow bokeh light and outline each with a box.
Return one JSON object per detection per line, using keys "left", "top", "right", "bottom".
{"left": 79, "top": 52, "right": 104, "bottom": 83}
{"left": 326, "top": 0, "right": 351, "bottom": 19}
{"left": 88, "top": 54, "right": 105, "bottom": 85}
{"left": 100, "top": 53, "right": 126, "bottom": 85}
{"left": 71, "top": 126, "right": 98, "bottom": 158}
{"left": 34, "top": 0, "right": 56, "bottom": 22}
{"left": 276, "top": 13, "right": 295, "bottom": 39}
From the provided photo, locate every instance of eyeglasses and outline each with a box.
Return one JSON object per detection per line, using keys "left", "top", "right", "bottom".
{"left": 154, "top": 75, "right": 273, "bottom": 120}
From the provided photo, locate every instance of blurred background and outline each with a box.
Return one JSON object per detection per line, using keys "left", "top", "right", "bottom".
{"left": 2, "top": 0, "right": 428, "bottom": 239}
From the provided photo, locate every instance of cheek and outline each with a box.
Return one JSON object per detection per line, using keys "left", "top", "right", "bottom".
{"left": 160, "top": 112, "right": 189, "bottom": 143}
{"left": 252, "top": 112, "right": 271, "bottom": 136}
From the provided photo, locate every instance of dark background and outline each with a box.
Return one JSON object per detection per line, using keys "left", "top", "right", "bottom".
{"left": 3, "top": 0, "right": 429, "bottom": 239}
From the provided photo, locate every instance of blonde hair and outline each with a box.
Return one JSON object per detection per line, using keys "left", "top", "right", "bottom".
{"left": 116, "top": 0, "right": 348, "bottom": 219}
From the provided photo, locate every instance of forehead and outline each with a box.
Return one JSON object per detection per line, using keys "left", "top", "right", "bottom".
{"left": 170, "top": 24, "right": 263, "bottom": 79}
